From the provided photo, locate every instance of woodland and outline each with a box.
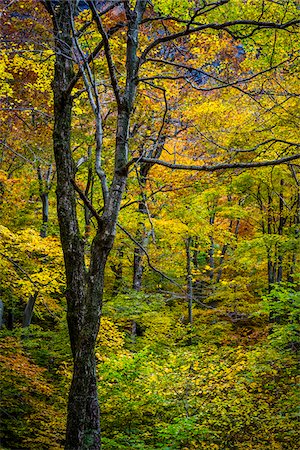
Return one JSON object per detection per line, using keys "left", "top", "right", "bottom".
{"left": 0, "top": 0, "right": 299, "bottom": 449}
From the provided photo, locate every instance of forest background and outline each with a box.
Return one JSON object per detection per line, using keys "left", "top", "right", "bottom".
{"left": 0, "top": 0, "right": 299, "bottom": 449}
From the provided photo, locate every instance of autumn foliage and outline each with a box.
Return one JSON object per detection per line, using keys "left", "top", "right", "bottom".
{"left": 0, "top": 0, "right": 299, "bottom": 449}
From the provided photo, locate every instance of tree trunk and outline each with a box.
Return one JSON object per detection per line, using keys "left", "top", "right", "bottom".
{"left": 216, "top": 210, "right": 241, "bottom": 284}
{"left": 40, "top": 191, "right": 49, "bottom": 238}
{"left": 133, "top": 224, "right": 149, "bottom": 291}
{"left": 65, "top": 241, "right": 108, "bottom": 450}
{"left": 208, "top": 212, "right": 215, "bottom": 282}
{"left": 7, "top": 309, "right": 14, "bottom": 330}
{"left": 48, "top": 2, "right": 102, "bottom": 447}
{"left": 132, "top": 129, "right": 166, "bottom": 291}
{"left": 111, "top": 246, "right": 124, "bottom": 295}
{"left": 44, "top": 1, "right": 147, "bottom": 448}
{"left": 66, "top": 347, "right": 100, "bottom": 449}
{"left": 132, "top": 176, "right": 149, "bottom": 291}
{"left": 185, "top": 237, "right": 193, "bottom": 345}
{"left": 37, "top": 164, "right": 52, "bottom": 238}
{"left": 22, "top": 291, "right": 38, "bottom": 328}
{"left": 267, "top": 190, "right": 274, "bottom": 290}
{"left": 0, "top": 300, "right": 4, "bottom": 329}
{"left": 276, "top": 179, "right": 284, "bottom": 283}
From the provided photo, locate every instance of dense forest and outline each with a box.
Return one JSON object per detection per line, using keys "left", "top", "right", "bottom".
{"left": 0, "top": 1, "right": 299, "bottom": 449}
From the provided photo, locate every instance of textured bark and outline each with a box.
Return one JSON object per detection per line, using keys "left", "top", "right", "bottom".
{"left": 35, "top": 1, "right": 300, "bottom": 447}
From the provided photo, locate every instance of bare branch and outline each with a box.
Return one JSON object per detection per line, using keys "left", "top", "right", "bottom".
{"left": 140, "top": 18, "right": 300, "bottom": 63}
{"left": 141, "top": 0, "right": 230, "bottom": 26}
{"left": 0, "top": 252, "right": 37, "bottom": 286}
{"left": 117, "top": 223, "right": 182, "bottom": 289}
{"left": 67, "top": 22, "right": 126, "bottom": 93}
{"left": 128, "top": 151, "right": 300, "bottom": 173}
{"left": 71, "top": 180, "right": 103, "bottom": 226}
{"left": 1, "top": 141, "right": 35, "bottom": 164}
{"left": 139, "top": 57, "right": 294, "bottom": 92}
{"left": 89, "top": 0, "right": 122, "bottom": 107}
{"left": 71, "top": 13, "right": 109, "bottom": 203}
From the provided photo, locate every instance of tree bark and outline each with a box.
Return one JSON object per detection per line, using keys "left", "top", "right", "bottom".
{"left": 43, "top": 1, "right": 147, "bottom": 448}
{"left": 111, "top": 246, "right": 124, "bottom": 295}
{"left": 133, "top": 222, "right": 148, "bottom": 291}
{"left": 185, "top": 237, "right": 193, "bottom": 345}
{"left": 0, "top": 300, "right": 4, "bottom": 329}
{"left": 47, "top": 2, "right": 102, "bottom": 447}
{"left": 37, "top": 164, "right": 52, "bottom": 238}
{"left": 40, "top": 191, "right": 49, "bottom": 238}
{"left": 22, "top": 291, "right": 38, "bottom": 328}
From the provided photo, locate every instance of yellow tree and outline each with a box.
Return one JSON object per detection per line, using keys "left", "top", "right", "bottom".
{"left": 0, "top": 0, "right": 54, "bottom": 236}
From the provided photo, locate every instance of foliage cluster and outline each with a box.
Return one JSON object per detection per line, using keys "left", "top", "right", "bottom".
{"left": 0, "top": 288, "right": 299, "bottom": 449}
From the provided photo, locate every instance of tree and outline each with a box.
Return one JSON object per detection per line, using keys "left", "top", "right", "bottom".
{"left": 0, "top": 0, "right": 55, "bottom": 236}
{"left": 39, "top": 1, "right": 300, "bottom": 448}
{"left": 0, "top": 225, "right": 64, "bottom": 329}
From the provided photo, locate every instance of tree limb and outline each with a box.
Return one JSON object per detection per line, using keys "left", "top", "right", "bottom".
{"left": 89, "top": 0, "right": 122, "bottom": 107}
{"left": 128, "top": 152, "right": 300, "bottom": 172}
{"left": 140, "top": 18, "right": 300, "bottom": 63}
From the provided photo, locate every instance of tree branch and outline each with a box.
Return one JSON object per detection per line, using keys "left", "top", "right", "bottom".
{"left": 139, "top": 57, "right": 293, "bottom": 92}
{"left": 140, "top": 18, "right": 300, "bottom": 63}
{"left": 117, "top": 223, "right": 182, "bottom": 289}
{"left": 128, "top": 152, "right": 300, "bottom": 172}
{"left": 67, "top": 22, "right": 126, "bottom": 94}
{"left": 71, "top": 13, "right": 109, "bottom": 203}
{"left": 89, "top": 0, "right": 122, "bottom": 107}
{"left": 71, "top": 179, "right": 103, "bottom": 226}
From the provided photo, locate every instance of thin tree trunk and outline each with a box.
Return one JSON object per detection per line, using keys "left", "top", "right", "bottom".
{"left": 276, "top": 179, "right": 284, "bottom": 283}
{"left": 40, "top": 192, "right": 49, "bottom": 238}
{"left": 133, "top": 223, "right": 149, "bottom": 291}
{"left": 37, "top": 164, "right": 52, "bottom": 238}
{"left": 192, "top": 237, "right": 199, "bottom": 269}
{"left": 22, "top": 291, "right": 38, "bottom": 328}
{"left": 111, "top": 246, "right": 124, "bottom": 295}
{"left": 289, "top": 166, "right": 300, "bottom": 285}
{"left": 208, "top": 213, "right": 215, "bottom": 282}
{"left": 84, "top": 156, "right": 94, "bottom": 249}
{"left": 185, "top": 237, "right": 193, "bottom": 343}
{"left": 267, "top": 189, "right": 274, "bottom": 289}
{"left": 0, "top": 300, "right": 4, "bottom": 329}
{"left": 132, "top": 118, "right": 166, "bottom": 291}
{"left": 7, "top": 309, "right": 14, "bottom": 330}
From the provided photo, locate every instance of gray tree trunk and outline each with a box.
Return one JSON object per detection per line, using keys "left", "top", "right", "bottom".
{"left": 0, "top": 300, "right": 4, "bottom": 329}
{"left": 22, "top": 291, "right": 38, "bottom": 328}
